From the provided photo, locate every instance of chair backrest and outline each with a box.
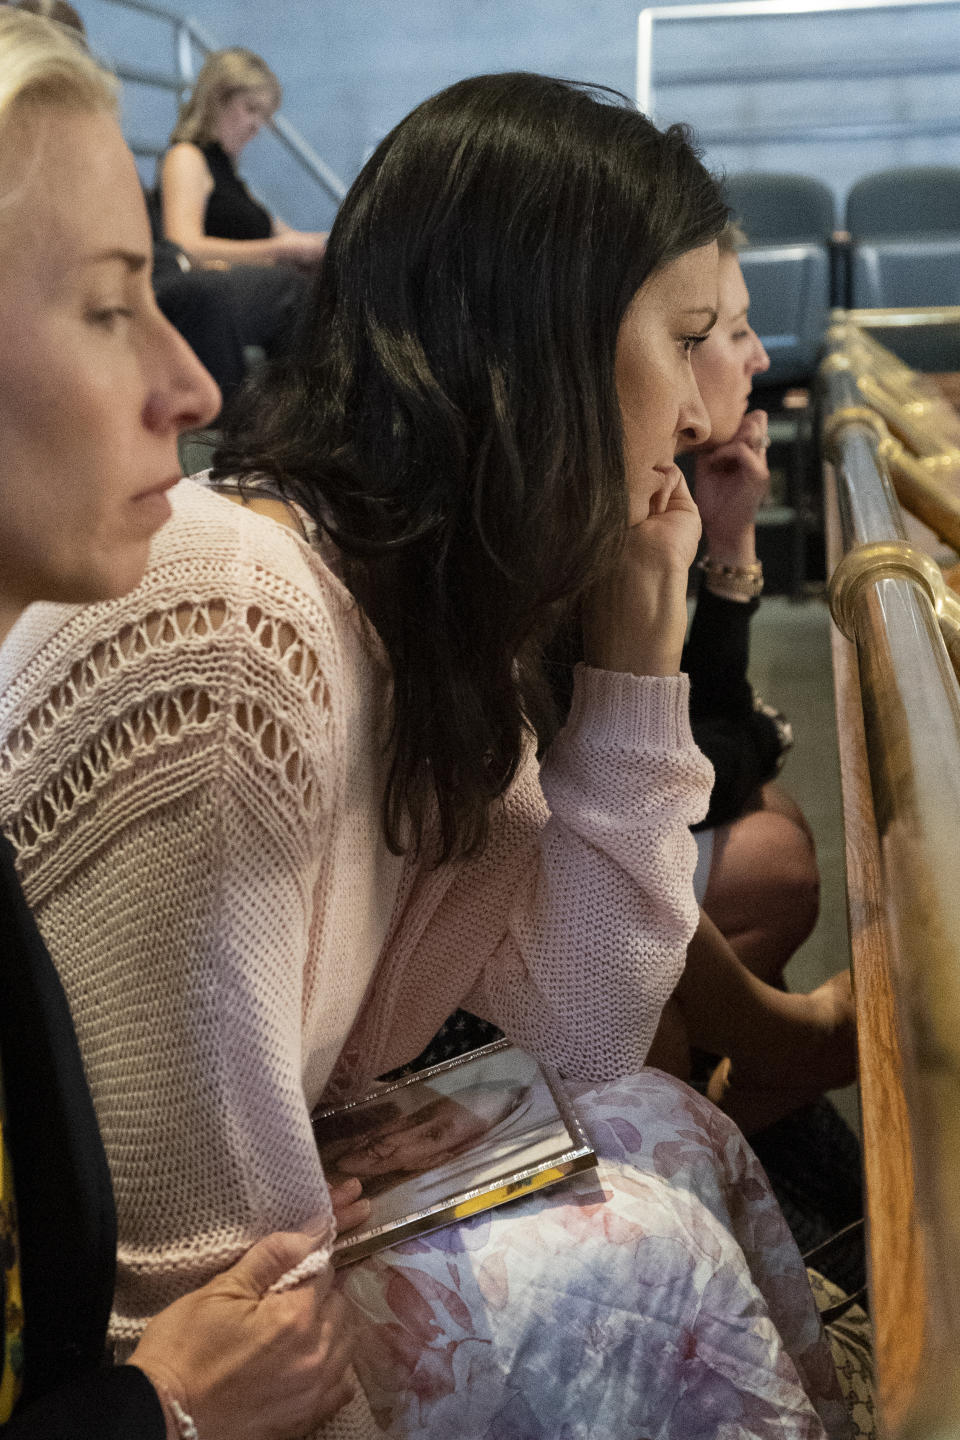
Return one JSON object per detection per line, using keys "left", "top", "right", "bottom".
{"left": 851, "top": 237, "right": 960, "bottom": 308}
{"left": 846, "top": 167, "right": 960, "bottom": 239}
{"left": 738, "top": 244, "right": 832, "bottom": 386}
{"left": 724, "top": 172, "right": 836, "bottom": 245}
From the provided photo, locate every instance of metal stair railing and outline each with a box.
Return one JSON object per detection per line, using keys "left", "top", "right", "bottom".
{"left": 95, "top": 0, "right": 347, "bottom": 203}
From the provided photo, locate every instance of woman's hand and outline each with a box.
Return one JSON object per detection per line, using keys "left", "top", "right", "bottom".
{"left": 129, "top": 1230, "right": 357, "bottom": 1440}
{"left": 633, "top": 460, "right": 704, "bottom": 573}
{"left": 693, "top": 408, "right": 770, "bottom": 567}
{"left": 273, "top": 229, "right": 327, "bottom": 269}
{"left": 582, "top": 465, "right": 701, "bottom": 677}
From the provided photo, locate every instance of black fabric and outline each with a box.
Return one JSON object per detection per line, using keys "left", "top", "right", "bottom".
{"left": 142, "top": 187, "right": 172, "bottom": 254}
{"left": 543, "top": 585, "right": 784, "bottom": 831}
{"left": 154, "top": 263, "right": 308, "bottom": 401}
{"left": 0, "top": 836, "right": 163, "bottom": 1437}
{"left": 147, "top": 167, "right": 309, "bottom": 403}
{"left": 381, "top": 1010, "right": 504, "bottom": 1078}
{"left": 2, "top": 1365, "right": 163, "bottom": 1440}
{"left": 750, "top": 1098, "right": 866, "bottom": 1297}
{"left": 200, "top": 141, "right": 273, "bottom": 241}
{"left": 684, "top": 586, "right": 784, "bottom": 829}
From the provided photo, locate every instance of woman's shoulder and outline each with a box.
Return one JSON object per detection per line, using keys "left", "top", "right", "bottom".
{"left": 0, "top": 480, "right": 360, "bottom": 718}
{"left": 0, "top": 481, "right": 377, "bottom": 869}
{"left": 151, "top": 476, "right": 357, "bottom": 629}
{"left": 162, "top": 141, "right": 213, "bottom": 183}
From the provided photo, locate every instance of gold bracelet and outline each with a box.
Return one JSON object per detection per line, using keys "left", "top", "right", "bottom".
{"left": 696, "top": 555, "right": 764, "bottom": 599}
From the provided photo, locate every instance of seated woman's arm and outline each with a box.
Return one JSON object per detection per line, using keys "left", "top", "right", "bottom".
{"left": 161, "top": 144, "right": 323, "bottom": 268}
{"left": 4, "top": 1236, "right": 355, "bottom": 1440}
{"left": 330, "top": 470, "right": 715, "bottom": 1086}
{"left": 684, "top": 411, "right": 787, "bottom": 822}
{"left": 0, "top": 803, "right": 356, "bottom": 1439}
{"left": 0, "top": 489, "right": 361, "bottom": 1354}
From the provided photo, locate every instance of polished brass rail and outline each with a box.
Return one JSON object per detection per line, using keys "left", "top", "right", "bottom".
{"left": 823, "top": 330, "right": 960, "bottom": 1438}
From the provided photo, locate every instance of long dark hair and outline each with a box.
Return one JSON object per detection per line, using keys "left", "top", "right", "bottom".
{"left": 214, "top": 72, "right": 726, "bottom": 861}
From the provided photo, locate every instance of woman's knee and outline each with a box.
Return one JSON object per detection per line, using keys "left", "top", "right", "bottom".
{"left": 704, "top": 807, "right": 821, "bottom": 959}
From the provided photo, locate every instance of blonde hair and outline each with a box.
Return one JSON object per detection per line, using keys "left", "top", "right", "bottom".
{"left": 0, "top": 7, "right": 115, "bottom": 141}
{"left": 14, "top": 0, "right": 87, "bottom": 41}
{"left": 170, "top": 48, "right": 280, "bottom": 146}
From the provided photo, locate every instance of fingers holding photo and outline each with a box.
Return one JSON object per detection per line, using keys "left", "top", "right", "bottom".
{"left": 328, "top": 1176, "right": 373, "bottom": 1235}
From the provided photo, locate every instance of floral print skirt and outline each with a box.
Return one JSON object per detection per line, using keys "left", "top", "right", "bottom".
{"left": 337, "top": 1069, "right": 851, "bottom": 1439}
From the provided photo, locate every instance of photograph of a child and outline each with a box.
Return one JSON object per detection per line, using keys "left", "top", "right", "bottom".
{"left": 313, "top": 1043, "right": 595, "bottom": 1260}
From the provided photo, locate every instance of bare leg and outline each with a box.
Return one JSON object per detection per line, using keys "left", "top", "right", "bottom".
{"left": 701, "top": 781, "right": 820, "bottom": 983}
{"left": 656, "top": 912, "right": 856, "bottom": 1135}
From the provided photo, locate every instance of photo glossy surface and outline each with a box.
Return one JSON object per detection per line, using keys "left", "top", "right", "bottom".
{"left": 314, "top": 1044, "right": 595, "bottom": 1264}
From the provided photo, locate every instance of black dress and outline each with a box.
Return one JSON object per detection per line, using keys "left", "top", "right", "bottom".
{"left": 200, "top": 140, "right": 273, "bottom": 241}
{"left": 684, "top": 585, "right": 785, "bottom": 829}
{"left": 151, "top": 146, "right": 308, "bottom": 404}
{"left": 0, "top": 835, "right": 164, "bottom": 1437}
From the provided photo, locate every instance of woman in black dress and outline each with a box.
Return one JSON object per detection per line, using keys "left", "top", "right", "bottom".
{"left": 161, "top": 47, "right": 327, "bottom": 270}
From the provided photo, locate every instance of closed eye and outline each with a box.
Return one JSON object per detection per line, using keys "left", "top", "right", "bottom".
{"left": 680, "top": 333, "right": 710, "bottom": 355}
{"left": 89, "top": 306, "right": 134, "bottom": 328}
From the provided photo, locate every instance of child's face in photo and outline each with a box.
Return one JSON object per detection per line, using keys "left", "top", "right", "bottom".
{"left": 332, "top": 1096, "right": 488, "bottom": 1177}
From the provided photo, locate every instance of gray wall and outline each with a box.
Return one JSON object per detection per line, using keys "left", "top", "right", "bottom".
{"left": 79, "top": 0, "right": 960, "bottom": 233}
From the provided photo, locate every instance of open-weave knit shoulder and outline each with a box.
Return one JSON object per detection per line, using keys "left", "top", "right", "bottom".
{"left": 0, "top": 518, "right": 341, "bottom": 908}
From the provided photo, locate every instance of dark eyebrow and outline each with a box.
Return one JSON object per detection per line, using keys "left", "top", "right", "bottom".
{"left": 83, "top": 248, "right": 148, "bottom": 274}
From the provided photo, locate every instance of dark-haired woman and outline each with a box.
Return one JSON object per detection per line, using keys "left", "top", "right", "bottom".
{"left": 0, "top": 70, "right": 850, "bottom": 1436}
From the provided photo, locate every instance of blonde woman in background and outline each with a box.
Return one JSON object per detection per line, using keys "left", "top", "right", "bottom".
{"left": 0, "top": 13, "right": 358, "bottom": 1436}
{"left": 161, "top": 47, "right": 327, "bottom": 269}
{"left": 685, "top": 220, "right": 821, "bottom": 984}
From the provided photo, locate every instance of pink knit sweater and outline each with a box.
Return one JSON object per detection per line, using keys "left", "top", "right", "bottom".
{"left": 0, "top": 481, "right": 711, "bottom": 1401}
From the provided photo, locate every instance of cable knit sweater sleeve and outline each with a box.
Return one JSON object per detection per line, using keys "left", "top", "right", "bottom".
{"left": 335, "top": 664, "right": 714, "bottom": 1087}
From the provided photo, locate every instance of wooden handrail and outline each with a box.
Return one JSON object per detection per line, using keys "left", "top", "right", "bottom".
{"left": 823, "top": 332, "right": 960, "bottom": 1437}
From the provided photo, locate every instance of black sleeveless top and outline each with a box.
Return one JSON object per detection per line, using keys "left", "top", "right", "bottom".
{"left": 200, "top": 140, "right": 273, "bottom": 241}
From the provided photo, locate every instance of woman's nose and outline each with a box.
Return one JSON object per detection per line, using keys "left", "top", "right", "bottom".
{"left": 749, "top": 328, "right": 771, "bottom": 376}
{"left": 677, "top": 375, "right": 711, "bottom": 448}
{"left": 145, "top": 318, "right": 222, "bottom": 434}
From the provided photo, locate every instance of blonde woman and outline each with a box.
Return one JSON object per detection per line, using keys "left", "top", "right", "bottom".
{"left": 686, "top": 221, "right": 821, "bottom": 984}
{"left": 161, "top": 47, "right": 327, "bottom": 268}
{"left": 0, "top": 13, "right": 357, "bottom": 1436}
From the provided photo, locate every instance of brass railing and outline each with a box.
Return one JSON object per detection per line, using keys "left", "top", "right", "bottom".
{"left": 823, "top": 322, "right": 960, "bottom": 1437}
